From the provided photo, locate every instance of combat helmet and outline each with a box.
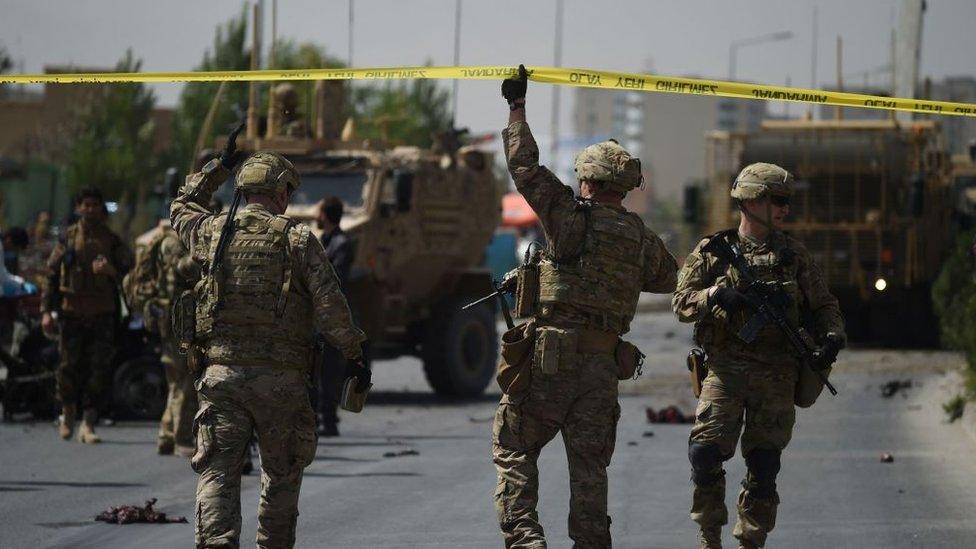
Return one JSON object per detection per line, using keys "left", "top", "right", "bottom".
{"left": 235, "top": 152, "right": 301, "bottom": 195}
{"left": 730, "top": 162, "right": 794, "bottom": 200}
{"left": 574, "top": 139, "right": 644, "bottom": 195}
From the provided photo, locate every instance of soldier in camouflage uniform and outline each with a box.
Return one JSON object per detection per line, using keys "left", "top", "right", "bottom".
{"left": 273, "top": 83, "right": 308, "bottom": 138}
{"left": 493, "top": 66, "right": 678, "bottom": 548}
{"left": 171, "top": 130, "right": 369, "bottom": 548}
{"left": 127, "top": 219, "right": 200, "bottom": 456}
{"left": 42, "top": 188, "right": 132, "bottom": 444}
{"left": 672, "top": 163, "right": 845, "bottom": 549}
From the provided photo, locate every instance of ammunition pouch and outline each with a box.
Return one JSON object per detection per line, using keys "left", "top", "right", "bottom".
{"left": 496, "top": 322, "right": 537, "bottom": 394}
{"left": 794, "top": 363, "right": 831, "bottom": 408}
{"left": 613, "top": 339, "right": 645, "bottom": 380}
{"left": 687, "top": 348, "right": 707, "bottom": 398}
{"left": 534, "top": 326, "right": 577, "bottom": 375}
{"left": 514, "top": 261, "right": 539, "bottom": 318}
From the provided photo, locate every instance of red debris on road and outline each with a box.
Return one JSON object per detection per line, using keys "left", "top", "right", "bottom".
{"left": 95, "top": 498, "right": 187, "bottom": 525}
{"left": 645, "top": 405, "right": 694, "bottom": 424}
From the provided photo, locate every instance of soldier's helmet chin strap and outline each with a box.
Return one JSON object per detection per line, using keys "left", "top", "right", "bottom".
{"left": 737, "top": 195, "right": 779, "bottom": 235}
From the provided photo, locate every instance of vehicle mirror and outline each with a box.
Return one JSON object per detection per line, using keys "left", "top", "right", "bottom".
{"left": 394, "top": 170, "right": 414, "bottom": 213}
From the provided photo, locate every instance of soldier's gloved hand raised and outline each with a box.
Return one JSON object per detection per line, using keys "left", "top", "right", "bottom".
{"left": 345, "top": 359, "right": 372, "bottom": 393}
{"left": 502, "top": 64, "right": 528, "bottom": 108}
{"left": 711, "top": 286, "right": 753, "bottom": 314}
{"left": 220, "top": 120, "right": 247, "bottom": 169}
{"left": 812, "top": 332, "right": 844, "bottom": 371}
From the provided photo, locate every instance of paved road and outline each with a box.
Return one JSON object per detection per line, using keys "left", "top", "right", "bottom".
{"left": 2, "top": 311, "right": 975, "bottom": 548}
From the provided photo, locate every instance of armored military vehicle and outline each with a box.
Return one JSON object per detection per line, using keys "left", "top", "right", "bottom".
{"left": 694, "top": 118, "right": 952, "bottom": 346}
{"left": 950, "top": 141, "right": 976, "bottom": 229}
{"left": 213, "top": 83, "right": 504, "bottom": 396}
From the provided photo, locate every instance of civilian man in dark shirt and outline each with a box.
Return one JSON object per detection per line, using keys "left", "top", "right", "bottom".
{"left": 316, "top": 196, "right": 355, "bottom": 436}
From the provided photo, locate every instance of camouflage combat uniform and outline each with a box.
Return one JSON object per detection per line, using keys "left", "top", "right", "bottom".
{"left": 171, "top": 155, "right": 366, "bottom": 548}
{"left": 493, "top": 122, "right": 678, "bottom": 548}
{"left": 673, "top": 164, "right": 845, "bottom": 548}
{"left": 130, "top": 221, "right": 200, "bottom": 454}
{"left": 43, "top": 217, "right": 131, "bottom": 440}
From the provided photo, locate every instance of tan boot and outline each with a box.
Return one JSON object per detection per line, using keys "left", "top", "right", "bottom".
{"left": 78, "top": 409, "right": 102, "bottom": 444}
{"left": 59, "top": 405, "right": 76, "bottom": 440}
{"left": 699, "top": 526, "right": 723, "bottom": 549}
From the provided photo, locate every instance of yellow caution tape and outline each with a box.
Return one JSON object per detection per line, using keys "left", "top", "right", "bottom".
{"left": 2, "top": 65, "right": 974, "bottom": 118}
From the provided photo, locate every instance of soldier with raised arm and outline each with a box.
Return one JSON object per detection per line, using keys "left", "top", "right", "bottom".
{"left": 492, "top": 66, "right": 678, "bottom": 548}
{"left": 170, "top": 125, "right": 370, "bottom": 548}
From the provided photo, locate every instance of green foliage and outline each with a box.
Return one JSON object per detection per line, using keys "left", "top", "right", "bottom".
{"left": 943, "top": 394, "right": 966, "bottom": 422}
{"left": 1, "top": 44, "right": 14, "bottom": 95}
{"left": 0, "top": 45, "right": 11, "bottom": 73}
{"left": 170, "top": 10, "right": 251, "bottom": 172}
{"left": 64, "top": 51, "right": 156, "bottom": 204}
{"left": 932, "top": 227, "right": 976, "bottom": 398}
{"left": 351, "top": 70, "right": 453, "bottom": 148}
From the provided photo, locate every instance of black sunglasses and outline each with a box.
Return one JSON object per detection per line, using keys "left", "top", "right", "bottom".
{"left": 770, "top": 195, "right": 791, "bottom": 207}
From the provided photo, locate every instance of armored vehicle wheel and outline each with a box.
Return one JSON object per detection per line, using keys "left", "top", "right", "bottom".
{"left": 112, "top": 356, "right": 167, "bottom": 420}
{"left": 422, "top": 301, "right": 498, "bottom": 397}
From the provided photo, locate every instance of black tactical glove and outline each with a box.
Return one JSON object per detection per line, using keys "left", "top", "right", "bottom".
{"left": 711, "top": 286, "right": 753, "bottom": 314}
{"left": 220, "top": 120, "right": 246, "bottom": 169}
{"left": 345, "top": 341, "right": 372, "bottom": 392}
{"left": 501, "top": 64, "right": 528, "bottom": 108}
{"left": 812, "top": 332, "right": 844, "bottom": 371}
{"left": 345, "top": 359, "right": 371, "bottom": 392}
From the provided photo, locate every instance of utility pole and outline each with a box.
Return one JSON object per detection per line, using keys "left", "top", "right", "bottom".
{"left": 348, "top": 0, "right": 354, "bottom": 67}
{"left": 550, "top": 0, "right": 564, "bottom": 175}
{"left": 451, "top": 0, "right": 462, "bottom": 126}
{"left": 811, "top": 6, "right": 818, "bottom": 119}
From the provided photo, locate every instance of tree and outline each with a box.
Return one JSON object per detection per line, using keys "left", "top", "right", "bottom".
{"left": 0, "top": 44, "right": 13, "bottom": 97}
{"left": 932, "top": 228, "right": 976, "bottom": 396}
{"left": 64, "top": 49, "right": 158, "bottom": 237}
{"left": 351, "top": 72, "right": 453, "bottom": 148}
{"left": 170, "top": 10, "right": 251, "bottom": 172}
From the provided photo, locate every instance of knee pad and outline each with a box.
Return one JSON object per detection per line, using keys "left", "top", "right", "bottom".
{"left": 743, "top": 448, "right": 781, "bottom": 498}
{"left": 688, "top": 442, "right": 725, "bottom": 486}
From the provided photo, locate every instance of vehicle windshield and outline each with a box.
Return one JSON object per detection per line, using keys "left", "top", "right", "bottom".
{"left": 290, "top": 172, "right": 369, "bottom": 208}
{"left": 956, "top": 175, "right": 976, "bottom": 189}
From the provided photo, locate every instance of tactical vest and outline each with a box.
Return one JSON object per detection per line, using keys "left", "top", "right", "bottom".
{"left": 195, "top": 211, "right": 314, "bottom": 369}
{"left": 537, "top": 202, "right": 646, "bottom": 335}
{"left": 58, "top": 223, "right": 120, "bottom": 314}
{"left": 695, "top": 231, "right": 802, "bottom": 351}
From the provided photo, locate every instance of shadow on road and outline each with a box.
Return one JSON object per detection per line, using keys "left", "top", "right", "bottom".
{"left": 0, "top": 480, "right": 148, "bottom": 488}
{"left": 367, "top": 391, "right": 498, "bottom": 406}
{"left": 303, "top": 472, "right": 421, "bottom": 478}
{"left": 312, "top": 455, "right": 377, "bottom": 463}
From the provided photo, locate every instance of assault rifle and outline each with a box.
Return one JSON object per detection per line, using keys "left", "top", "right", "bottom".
{"left": 209, "top": 120, "right": 247, "bottom": 278}
{"left": 462, "top": 270, "right": 517, "bottom": 330}
{"left": 702, "top": 235, "right": 838, "bottom": 396}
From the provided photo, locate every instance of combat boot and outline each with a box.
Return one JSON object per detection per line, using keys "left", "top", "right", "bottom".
{"left": 59, "top": 405, "right": 76, "bottom": 440}
{"left": 699, "top": 526, "right": 723, "bottom": 549}
{"left": 158, "top": 437, "right": 175, "bottom": 455}
{"left": 78, "top": 409, "right": 102, "bottom": 444}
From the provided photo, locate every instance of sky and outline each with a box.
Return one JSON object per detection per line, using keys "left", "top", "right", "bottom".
{"left": 2, "top": 0, "right": 974, "bottom": 164}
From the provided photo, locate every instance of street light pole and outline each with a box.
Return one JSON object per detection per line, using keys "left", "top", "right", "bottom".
{"left": 451, "top": 0, "right": 462, "bottom": 126}
{"left": 728, "top": 30, "right": 794, "bottom": 80}
{"left": 550, "top": 0, "right": 564, "bottom": 175}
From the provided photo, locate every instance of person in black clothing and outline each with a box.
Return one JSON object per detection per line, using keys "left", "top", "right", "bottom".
{"left": 315, "top": 196, "right": 356, "bottom": 436}
{"left": 2, "top": 227, "right": 29, "bottom": 275}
